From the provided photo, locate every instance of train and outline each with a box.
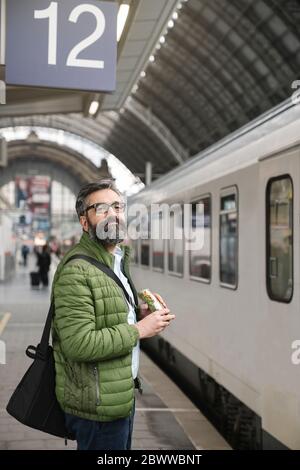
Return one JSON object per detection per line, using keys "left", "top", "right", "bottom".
{"left": 128, "top": 99, "right": 300, "bottom": 450}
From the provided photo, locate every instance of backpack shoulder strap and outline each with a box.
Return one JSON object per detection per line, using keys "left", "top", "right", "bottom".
{"left": 65, "top": 254, "right": 135, "bottom": 308}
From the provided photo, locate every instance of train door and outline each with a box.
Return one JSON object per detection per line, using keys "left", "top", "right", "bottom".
{"left": 258, "top": 146, "right": 300, "bottom": 449}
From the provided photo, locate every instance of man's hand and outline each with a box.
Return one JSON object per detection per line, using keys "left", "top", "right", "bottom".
{"left": 153, "top": 292, "right": 168, "bottom": 309}
{"left": 139, "top": 303, "right": 151, "bottom": 320}
{"left": 139, "top": 292, "right": 168, "bottom": 319}
{"left": 134, "top": 309, "right": 175, "bottom": 339}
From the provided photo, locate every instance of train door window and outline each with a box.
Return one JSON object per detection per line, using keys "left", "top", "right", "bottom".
{"left": 219, "top": 187, "right": 238, "bottom": 288}
{"left": 266, "top": 175, "right": 293, "bottom": 303}
{"left": 152, "top": 212, "right": 164, "bottom": 272}
{"left": 168, "top": 206, "right": 184, "bottom": 276}
{"left": 141, "top": 210, "right": 150, "bottom": 267}
{"left": 189, "top": 195, "right": 212, "bottom": 282}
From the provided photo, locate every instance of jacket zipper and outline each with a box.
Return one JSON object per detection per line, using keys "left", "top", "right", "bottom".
{"left": 93, "top": 366, "right": 101, "bottom": 406}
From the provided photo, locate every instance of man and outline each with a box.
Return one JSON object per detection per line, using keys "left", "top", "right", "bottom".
{"left": 21, "top": 244, "right": 29, "bottom": 267}
{"left": 52, "top": 179, "right": 175, "bottom": 450}
{"left": 37, "top": 244, "right": 51, "bottom": 287}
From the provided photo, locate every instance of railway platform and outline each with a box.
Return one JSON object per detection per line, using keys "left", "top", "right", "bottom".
{"left": 0, "top": 257, "right": 230, "bottom": 451}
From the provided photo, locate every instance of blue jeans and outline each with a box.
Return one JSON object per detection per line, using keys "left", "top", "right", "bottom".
{"left": 65, "top": 401, "right": 135, "bottom": 450}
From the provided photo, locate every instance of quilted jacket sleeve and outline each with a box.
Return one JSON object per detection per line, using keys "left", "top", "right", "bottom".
{"left": 53, "top": 264, "right": 139, "bottom": 363}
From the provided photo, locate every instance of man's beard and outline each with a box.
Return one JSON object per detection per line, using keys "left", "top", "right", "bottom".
{"left": 87, "top": 215, "right": 127, "bottom": 247}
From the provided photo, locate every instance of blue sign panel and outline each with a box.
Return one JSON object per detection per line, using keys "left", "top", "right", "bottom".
{"left": 6, "top": 0, "right": 117, "bottom": 92}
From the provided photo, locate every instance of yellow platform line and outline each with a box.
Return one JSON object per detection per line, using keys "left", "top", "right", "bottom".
{"left": 0, "top": 313, "right": 11, "bottom": 336}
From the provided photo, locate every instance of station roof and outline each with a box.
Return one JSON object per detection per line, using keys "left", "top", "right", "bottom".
{"left": 1, "top": 0, "right": 300, "bottom": 181}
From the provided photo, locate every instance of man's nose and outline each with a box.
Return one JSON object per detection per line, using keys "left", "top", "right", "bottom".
{"left": 109, "top": 206, "right": 116, "bottom": 214}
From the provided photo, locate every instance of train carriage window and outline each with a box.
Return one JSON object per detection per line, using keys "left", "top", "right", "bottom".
{"left": 152, "top": 212, "right": 164, "bottom": 272}
{"left": 190, "top": 195, "right": 212, "bottom": 282}
{"left": 219, "top": 188, "right": 238, "bottom": 288}
{"left": 141, "top": 210, "right": 150, "bottom": 267}
{"left": 266, "top": 175, "right": 293, "bottom": 303}
{"left": 168, "top": 206, "right": 184, "bottom": 276}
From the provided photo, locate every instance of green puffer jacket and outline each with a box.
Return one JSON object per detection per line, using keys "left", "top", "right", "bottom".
{"left": 51, "top": 231, "right": 140, "bottom": 422}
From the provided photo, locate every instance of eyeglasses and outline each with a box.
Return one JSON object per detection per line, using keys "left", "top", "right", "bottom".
{"left": 85, "top": 201, "right": 126, "bottom": 215}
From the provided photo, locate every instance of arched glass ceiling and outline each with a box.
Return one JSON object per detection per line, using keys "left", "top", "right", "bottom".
{"left": 2, "top": 0, "right": 300, "bottom": 180}
{"left": 0, "top": 126, "right": 144, "bottom": 196}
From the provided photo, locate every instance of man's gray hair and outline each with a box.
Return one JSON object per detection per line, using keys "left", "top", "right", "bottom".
{"left": 75, "top": 179, "right": 122, "bottom": 219}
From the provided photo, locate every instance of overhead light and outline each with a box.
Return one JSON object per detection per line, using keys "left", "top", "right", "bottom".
{"left": 149, "top": 55, "right": 155, "bottom": 62}
{"left": 159, "top": 36, "right": 165, "bottom": 44}
{"left": 140, "top": 71, "right": 146, "bottom": 78}
{"left": 89, "top": 101, "right": 99, "bottom": 115}
{"left": 117, "top": 4, "right": 130, "bottom": 42}
{"left": 168, "top": 20, "right": 174, "bottom": 28}
{"left": 173, "top": 12, "right": 178, "bottom": 20}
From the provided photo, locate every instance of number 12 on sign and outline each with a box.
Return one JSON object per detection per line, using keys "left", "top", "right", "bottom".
{"left": 34, "top": 1, "right": 106, "bottom": 69}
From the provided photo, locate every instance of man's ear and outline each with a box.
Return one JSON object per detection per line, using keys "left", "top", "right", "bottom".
{"left": 80, "top": 215, "right": 88, "bottom": 232}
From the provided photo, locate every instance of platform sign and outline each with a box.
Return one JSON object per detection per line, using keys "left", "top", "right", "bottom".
{"left": 6, "top": 0, "right": 117, "bottom": 92}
